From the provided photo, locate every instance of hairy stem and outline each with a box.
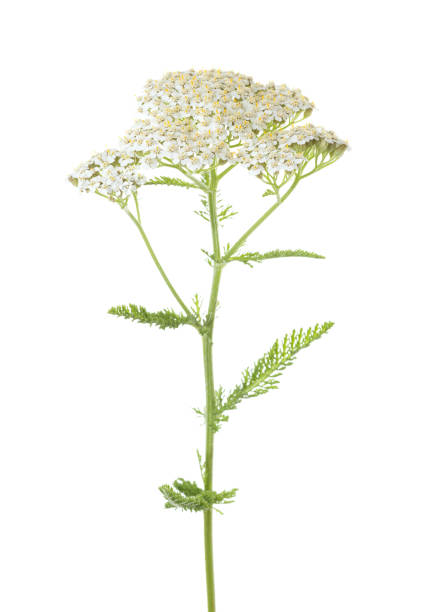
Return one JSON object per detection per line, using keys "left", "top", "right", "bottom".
{"left": 202, "top": 166, "right": 222, "bottom": 612}
{"left": 125, "top": 207, "right": 193, "bottom": 318}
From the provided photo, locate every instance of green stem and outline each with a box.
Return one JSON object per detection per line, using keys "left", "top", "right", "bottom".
{"left": 133, "top": 191, "right": 141, "bottom": 224}
{"left": 299, "top": 157, "right": 338, "bottom": 179}
{"left": 202, "top": 166, "right": 222, "bottom": 612}
{"left": 216, "top": 164, "right": 235, "bottom": 181}
{"left": 202, "top": 332, "right": 216, "bottom": 612}
{"left": 125, "top": 208, "right": 193, "bottom": 319}
{"left": 226, "top": 173, "right": 301, "bottom": 258}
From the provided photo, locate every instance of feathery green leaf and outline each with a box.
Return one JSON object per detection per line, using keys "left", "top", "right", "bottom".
{"left": 215, "top": 322, "right": 334, "bottom": 425}
{"left": 108, "top": 304, "right": 194, "bottom": 330}
{"left": 227, "top": 249, "right": 325, "bottom": 266}
{"left": 145, "top": 176, "right": 198, "bottom": 189}
{"left": 159, "top": 478, "right": 237, "bottom": 512}
{"left": 195, "top": 194, "right": 237, "bottom": 225}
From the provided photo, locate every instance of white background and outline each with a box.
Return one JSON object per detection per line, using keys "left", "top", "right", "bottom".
{"left": 1, "top": 1, "right": 431, "bottom": 610}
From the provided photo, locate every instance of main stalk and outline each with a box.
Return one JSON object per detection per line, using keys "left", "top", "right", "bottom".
{"left": 202, "top": 167, "right": 222, "bottom": 612}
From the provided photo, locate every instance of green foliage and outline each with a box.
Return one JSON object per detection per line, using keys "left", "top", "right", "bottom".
{"left": 108, "top": 304, "right": 194, "bottom": 330}
{"left": 195, "top": 195, "right": 237, "bottom": 225}
{"left": 196, "top": 450, "right": 206, "bottom": 481}
{"left": 213, "top": 322, "right": 334, "bottom": 427}
{"left": 191, "top": 294, "right": 204, "bottom": 323}
{"left": 145, "top": 176, "right": 198, "bottom": 189}
{"left": 159, "top": 478, "right": 237, "bottom": 512}
{"left": 217, "top": 204, "right": 237, "bottom": 224}
{"left": 227, "top": 249, "right": 325, "bottom": 266}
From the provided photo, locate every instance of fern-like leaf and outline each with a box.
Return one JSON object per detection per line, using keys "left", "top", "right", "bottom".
{"left": 215, "top": 322, "right": 334, "bottom": 424}
{"left": 108, "top": 304, "right": 194, "bottom": 330}
{"left": 145, "top": 176, "right": 198, "bottom": 189}
{"left": 217, "top": 204, "right": 237, "bottom": 224}
{"left": 227, "top": 249, "right": 325, "bottom": 266}
{"left": 159, "top": 478, "right": 237, "bottom": 512}
{"left": 195, "top": 193, "right": 237, "bottom": 225}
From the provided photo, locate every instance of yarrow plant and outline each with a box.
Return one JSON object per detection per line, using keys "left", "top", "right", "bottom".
{"left": 69, "top": 69, "right": 347, "bottom": 611}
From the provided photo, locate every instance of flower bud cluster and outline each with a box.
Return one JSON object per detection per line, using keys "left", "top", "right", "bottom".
{"left": 281, "top": 124, "right": 348, "bottom": 159}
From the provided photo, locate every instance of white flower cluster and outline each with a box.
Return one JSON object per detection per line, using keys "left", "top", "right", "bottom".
{"left": 123, "top": 116, "right": 232, "bottom": 171}
{"left": 68, "top": 149, "right": 146, "bottom": 199}
{"left": 122, "top": 69, "right": 315, "bottom": 173}
{"left": 69, "top": 70, "right": 347, "bottom": 194}
{"left": 281, "top": 124, "right": 347, "bottom": 147}
{"left": 233, "top": 132, "right": 305, "bottom": 176}
{"left": 232, "top": 124, "right": 347, "bottom": 176}
{"left": 137, "top": 69, "right": 313, "bottom": 135}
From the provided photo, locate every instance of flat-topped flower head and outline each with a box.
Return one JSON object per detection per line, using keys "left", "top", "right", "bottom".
{"left": 138, "top": 70, "right": 314, "bottom": 134}
{"left": 122, "top": 69, "right": 318, "bottom": 174}
{"left": 70, "top": 70, "right": 348, "bottom": 199}
{"left": 68, "top": 149, "right": 146, "bottom": 201}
